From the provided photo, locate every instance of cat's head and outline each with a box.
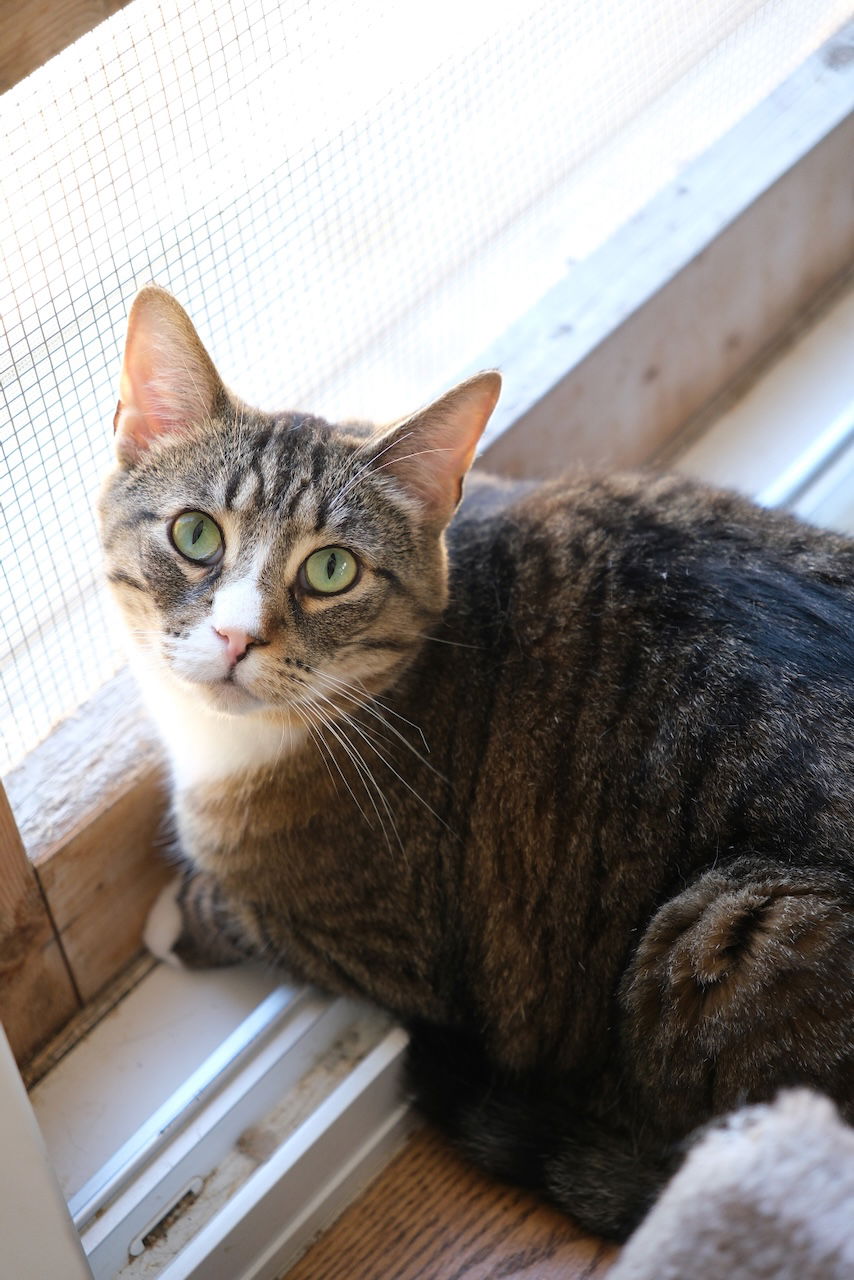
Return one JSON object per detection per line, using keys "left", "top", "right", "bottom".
{"left": 98, "top": 286, "right": 499, "bottom": 728}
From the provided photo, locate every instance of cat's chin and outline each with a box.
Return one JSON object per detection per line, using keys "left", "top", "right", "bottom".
{"left": 197, "top": 678, "right": 266, "bottom": 716}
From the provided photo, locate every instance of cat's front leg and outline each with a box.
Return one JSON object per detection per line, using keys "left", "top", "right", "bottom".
{"left": 144, "top": 870, "right": 270, "bottom": 969}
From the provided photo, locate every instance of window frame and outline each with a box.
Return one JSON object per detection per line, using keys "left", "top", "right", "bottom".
{"left": 0, "top": 1025, "right": 91, "bottom": 1278}
{"left": 3, "top": 15, "right": 854, "bottom": 1075}
{"left": 0, "top": 19, "right": 852, "bottom": 1280}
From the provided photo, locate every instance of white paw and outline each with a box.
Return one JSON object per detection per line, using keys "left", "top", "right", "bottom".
{"left": 143, "top": 877, "right": 186, "bottom": 968}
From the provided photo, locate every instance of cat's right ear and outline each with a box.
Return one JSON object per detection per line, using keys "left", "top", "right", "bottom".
{"left": 113, "top": 286, "right": 224, "bottom": 465}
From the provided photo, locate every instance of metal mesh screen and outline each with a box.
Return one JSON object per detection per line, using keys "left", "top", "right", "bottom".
{"left": 0, "top": 0, "right": 847, "bottom": 772}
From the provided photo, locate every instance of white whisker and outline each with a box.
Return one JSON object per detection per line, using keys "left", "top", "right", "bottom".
{"left": 334, "top": 429, "right": 417, "bottom": 503}
{"left": 369, "top": 445, "right": 452, "bottom": 478}
{"left": 300, "top": 693, "right": 369, "bottom": 818}
{"left": 290, "top": 702, "right": 340, "bottom": 797}
{"left": 417, "top": 632, "right": 484, "bottom": 651}
{"left": 308, "top": 665, "right": 440, "bottom": 776}
{"left": 301, "top": 690, "right": 399, "bottom": 853}
{"left": 306, "top": 681, "right": 451, "bottom": 840}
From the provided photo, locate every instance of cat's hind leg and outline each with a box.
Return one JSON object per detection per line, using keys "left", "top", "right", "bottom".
{"left": 144, "top": 871, "right": 267, "bottom": 969}
{"left": 404, "top": 1020, "right": 673, "bottom": 1240}
{"left": 620, "top": 859, "right": 854, "bottom": 1130}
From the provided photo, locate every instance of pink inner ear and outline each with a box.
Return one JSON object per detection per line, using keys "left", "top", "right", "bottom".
{"left": 391, "top": 417, "right": 471, "bottom": 513}
{"left": 114, "top": 287, "right": 222, "bottom": 463}
{"left": 376, "top": 372, "right": 501, "bottom": 523}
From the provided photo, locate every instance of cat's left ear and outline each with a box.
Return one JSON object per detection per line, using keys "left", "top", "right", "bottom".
{"left": 369, "top": 372, "right": 501, "bottom": 525}
{"left": 113, "top": 285, "right": 225, "bottom": 465}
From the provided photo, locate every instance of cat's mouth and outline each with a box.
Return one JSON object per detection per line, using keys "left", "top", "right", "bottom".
{"left": 199, "top": 673, "right": 265, "bottom": 715}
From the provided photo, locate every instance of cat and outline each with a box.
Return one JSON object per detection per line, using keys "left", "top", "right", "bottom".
{"left": 99, "top": 285, "right": 854, "bottom": 1242}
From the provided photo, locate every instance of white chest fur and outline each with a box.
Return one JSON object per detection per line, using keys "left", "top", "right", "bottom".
{"left": 132, "top": 655, "right": 303, "bottom": 791}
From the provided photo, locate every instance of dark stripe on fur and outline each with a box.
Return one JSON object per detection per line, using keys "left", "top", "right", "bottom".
{"left": 107, "top": 570, "right": 146, "bottom": 592}
{"left": 285, "top": 484, "right": 307, "bottom": 520}
{"left": 121, "top": 509, "right": 160, "bottom": 527}
{"left": 250, "top": 425, "right": 273, "bottom": 506}
{"left": 102, "top": 510, "right": 161, "bottom": 551}
{"left": 344, "top": 636, "right": 413, "bottom": 653}
{"left": 373, "top": 566, "right": 405, "bottom": 589}
{"left": 224, "top": 469, "right": 244, "bottom": 509}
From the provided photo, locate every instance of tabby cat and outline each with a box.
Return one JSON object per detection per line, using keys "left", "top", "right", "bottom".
{"left": 100, "top": 286, "right": 854, "bottom": 1240}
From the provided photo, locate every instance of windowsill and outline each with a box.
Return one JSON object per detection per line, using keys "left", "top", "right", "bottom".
{"left": 7, "top": 22, "right": 854, "bottom": 1277}
{"left": 31, "top": 963, "right": 283, "bottom": 1200}
{"left": 673, "top": 275, "right": 854, "bottom": 506}
{"left": 6, "top": 667, "right": 159, "bottom": 867}
{"left": 4, "top": 668, "right": 169, "bottom": 1018}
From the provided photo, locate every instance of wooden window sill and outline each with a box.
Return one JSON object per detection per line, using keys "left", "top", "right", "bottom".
{"left": 2, "top": 669, "right": 170, "bottom": 1067}
{"left": 0, "top": 0, "right": 132, "bottom": 93}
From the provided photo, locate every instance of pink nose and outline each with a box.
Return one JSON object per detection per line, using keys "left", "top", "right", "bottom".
{"left": 214, "top": 626, "right": 251, "bottom": 666}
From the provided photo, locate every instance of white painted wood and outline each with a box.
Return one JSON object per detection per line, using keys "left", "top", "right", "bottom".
{"left": 155, "top": 1028, "right": 412, "bottom": 1280}
{"left": 0, "top": 1026, "right": 92, "bottom": 1279}
{"left": 793, "top": 438, "right": 854, "bottom": 534}
{"left": 70, "top": 986, "right": 306, "bottom": 1229}
{"left": 479, "top": 21, "right": 854, "bottom": 479}
{"left": 675, "top": 281, "right": 854, "bottom": 505}
{"left": 80, "top": 992, "right": 365, "bottom": 1280}
{"left": 32, "top": 961, "right": 282, "bottom": 1200}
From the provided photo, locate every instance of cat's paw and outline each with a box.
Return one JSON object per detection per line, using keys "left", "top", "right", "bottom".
{"left": 143, "top": 877, "right": 186, "bottom": 968}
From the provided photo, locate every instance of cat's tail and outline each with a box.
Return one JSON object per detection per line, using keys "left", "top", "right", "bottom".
{"left": 403, "top": 1021, "right": 674, "bottom": 1241}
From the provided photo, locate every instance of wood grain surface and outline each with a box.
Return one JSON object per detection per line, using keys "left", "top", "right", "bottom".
{"left": 0, "top": 785, "right": 80, "bottom": 1063}
{"left": 0, "top": 0, "right": 131, "bottom": 92}
{"left": 287, "top": 1126, "right": 617, "bottom": 1280}
{"left": 36, "top": 769, "right": 172, "bottom": 1001}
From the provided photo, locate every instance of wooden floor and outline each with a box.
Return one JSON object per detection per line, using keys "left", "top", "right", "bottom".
{"left": 288, "top": 1126, "right": 618, "bottom": 1280}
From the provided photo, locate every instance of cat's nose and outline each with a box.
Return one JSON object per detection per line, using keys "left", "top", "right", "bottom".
{"left": 214, "top": 626, "right": 252, "bottom": 666}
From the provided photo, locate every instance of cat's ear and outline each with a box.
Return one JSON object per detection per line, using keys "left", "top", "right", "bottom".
{"left": 113, "top": 286, "right": 225, "bottom": 465}
{"left": 369, "top": 372, "right": 501, "bottom": 524}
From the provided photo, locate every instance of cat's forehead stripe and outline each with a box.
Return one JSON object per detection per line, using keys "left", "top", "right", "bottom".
{"left": 228, "top": 468, "right": 262, "bottom": 512}
{"left": 283, "top": 481, "right": 324, "bottom": 526}
{"left": 220, "top": 420, "right": 318, "bottom": 518}
{"left": 218, "top": 418, "right": 412, "bottom": 544}
{"left": 220, "top": 422, "right": 281, "bottom": 512}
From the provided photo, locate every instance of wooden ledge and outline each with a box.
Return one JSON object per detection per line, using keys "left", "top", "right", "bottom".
{"left": 3, "top": 670, "right": 171, "bottom": 1064}
{"left": 287, "top": 1125, "right": 617, "bottom": 1280}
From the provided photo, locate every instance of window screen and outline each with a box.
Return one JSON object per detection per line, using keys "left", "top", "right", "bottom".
{"left": 0, "top": 0, "right": 847, "bottom": 773}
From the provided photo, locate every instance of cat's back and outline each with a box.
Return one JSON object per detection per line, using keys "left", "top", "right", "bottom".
{"left": 414, "top": 470, "right": 854, "bottom": 1065}
{"left": 438, "top": 468, "right": 854, "bottom": 880}
{"left": 450, "top": 468, "right": 854, "bottom": 679}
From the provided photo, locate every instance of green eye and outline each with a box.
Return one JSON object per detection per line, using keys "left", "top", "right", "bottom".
{"left": 170, "top": 511, "right": 223, "bottom": 563}
{"left": 302, "top": 546, "right": 359, "bottom": 595}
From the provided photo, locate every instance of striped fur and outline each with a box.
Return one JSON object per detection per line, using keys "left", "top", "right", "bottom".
{"left": 100, "top": 289, "right": 854, "bottom": 1241}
